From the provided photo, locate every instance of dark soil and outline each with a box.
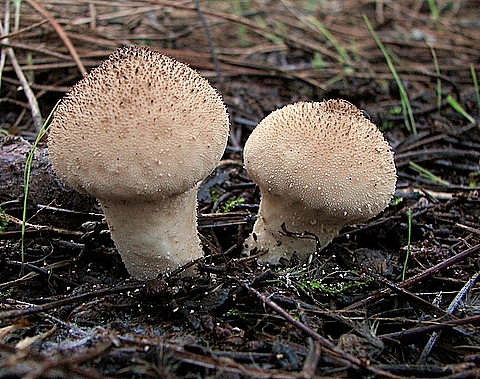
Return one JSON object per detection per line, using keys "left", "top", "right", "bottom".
{"left": 1, "top": 1, "right": 480, "bottom": 378}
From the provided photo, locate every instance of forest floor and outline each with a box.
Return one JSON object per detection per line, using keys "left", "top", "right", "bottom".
{"left": 1, "top": 1, "right": 480, "bottom": 378}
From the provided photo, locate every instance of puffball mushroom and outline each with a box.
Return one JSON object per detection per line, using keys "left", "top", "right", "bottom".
{"left": 243, "top": 100, "right": 396, "bottom": 263}
{"left": 48, "top": 46, "right": 229, "bottom": 280}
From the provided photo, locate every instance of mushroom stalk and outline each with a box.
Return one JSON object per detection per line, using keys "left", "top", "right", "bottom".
{"left": 243, "top": 100, "right": 397, "bottom": 264}
{"left": 246, "top": 194, "right": 338, "bottom": 263}
{"left": 47, "top": 46, "right": 230, "bottom": 280}
{"left": 100, "top": 188, "right": 201, "bottom": 280}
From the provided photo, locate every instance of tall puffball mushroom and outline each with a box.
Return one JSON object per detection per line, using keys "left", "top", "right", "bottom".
{"left": 48, "top": 46, "right": 229, "bottom": 280}
{"left": 243, "top": 100, "right": 396, "bottom": 263}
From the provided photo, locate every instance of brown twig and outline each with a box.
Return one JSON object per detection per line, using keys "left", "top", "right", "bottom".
{"left": 380, "top": 313, "right": 480, "bottom": 341}
{"left": 395, "top": 148, "right": 480, "bottom": 168}
{"left": 118, "top": 335, "right": 323, "bottom": 379}
{"left": 0, "top": 336, "right": 116, "bottom": 379}
{"left": 233, "top": 277, "right": 402, "bottom": 378}
{"left": 344, "top": 243, "right": 480, "bottom": 311}
{"left": 298, "top": 339, "right": 322, "bottom": 379}
{"left": 191, "top": 0, "right": 221, "bottom": 78}
{"left": 417, "top": 271, "right": 480, "bottom": 363}
{"left": 24, "top": 0, "right": 86, "bottom": 76}
{"left": 0, "top": 282, "right": 143, "bottom": 321}
{"left": 0, "top": 260, "right": 73, "bottom": 290}
{"left": 4, "top": 259, "right": 79, "bottom": 288}
{"left": 1, "top": 2, "right": 43, "bottom": 131}
{"left": 363, "top": 268, "right": 458, "bottom": 319}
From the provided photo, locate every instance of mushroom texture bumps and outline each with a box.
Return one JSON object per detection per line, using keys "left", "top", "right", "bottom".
{"left": 243, "top": 100, "right": 396, "bottom": 264}
{"left": 48, "top": 46, "right": 229, "bottom": 280}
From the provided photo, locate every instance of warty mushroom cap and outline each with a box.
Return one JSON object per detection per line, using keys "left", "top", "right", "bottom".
{"left": 243, "top": 99, "right": 396, "bottom": 263}
{"left": 49, "top": 46, "right": 228, "bottom": 201}
{"left": 48, "top": 46, "right": 230, "bottom": 280}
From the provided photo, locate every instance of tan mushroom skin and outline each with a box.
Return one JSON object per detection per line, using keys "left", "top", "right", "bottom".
{"left": 243, "top": 100, "right": 396, "bottom": 263}
{"left": 48, "top": 46, "right": 229, "bottom": 280}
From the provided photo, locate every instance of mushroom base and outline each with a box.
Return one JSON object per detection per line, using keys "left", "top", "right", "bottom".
{"left": 244, "top": 194, "right": 342, "bottom": 264}
{"left": 100, "top": 188, "right": 202, "bottom": 280}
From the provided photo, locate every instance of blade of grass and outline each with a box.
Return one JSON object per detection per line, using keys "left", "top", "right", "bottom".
{"left": 232, "top": 0, "right": 249, "bottom": 47}
{"left": 254, "top": 15, "right": 284, "bottom": 45}
{"left": 13, "top": 0, "right": 21, "bottom": 31}
{"left": 305, "top": 16, "right": 351, "bottom": 65}
{"left": 471, "top": 64, "right": 480, "bottom": 117}
{"left": 22, "top": 101, "right": 59, "bottom": 262}
{"left": 446, "top": 94, "right": 475, "bottom": 123}
{"left": 409, "top": 161, "right": 450, "bottom": 185}
{"left": 364, "top": 14, "right": 416, "bottom": 134}
{"left": 426, "top": 0, "right": 439, "bottom": 21}
{"left": 0, "top": 207, "right": 7, "bottom": 232}
{"left": 428, "top": 44, "right": 441, "bottom": 111}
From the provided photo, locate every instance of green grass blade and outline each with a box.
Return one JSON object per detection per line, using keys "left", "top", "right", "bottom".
{"left": 22, "top": 101, "right": 59, "bottom": 262}
{"left": 254, "top": 16, "right": 284, "bottom": 45}
{"left": 409, "top": 161, "right": 450, "bottom": 185}
{"left": 0, "top": 207, "right": 8, "bottom": 233}
{"left": 446, "top": 94, "right": 475, "bottom": 123}
{"left": 306, "top": 16, "right": 351, "bottom": 65}
{"left": 429, "top": 44, "right": 442, "bottom": 111}
{"left": 470, "top": 64, "right": 480, "bottom": 117}
{"left": 14, "top": 0, "right": 23, "bottom": 32}
{"left": 426, "top": 0, "right": 439, "bottom": 21}
{"left": 364, "top": 14, "right": 416, "bottom": 134}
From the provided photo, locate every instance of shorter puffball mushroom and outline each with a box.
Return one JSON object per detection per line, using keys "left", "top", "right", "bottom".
{"left": 48, "top": 46, "right": 229, "bottom": 280}
{"left": 243, "top": 100, "right": 396, "bottom": 263}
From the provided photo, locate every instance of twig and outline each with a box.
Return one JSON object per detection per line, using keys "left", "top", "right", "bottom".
{"left": 1, "top": 1, "right": 43, "bottom": 131}
{"left": 0, "top": 337, "right": 116, "bottom": 379}
{"left": 344, "top": 243, "right": 480, "bottom": 311}
{"left": 298, "top": 339, "right": 322, "bottom": 379}
{"left": 0, "top": 0, "right": 9, "bottom": 91}
{"left": 24, "top": 0, "right": 86, "bottom": 76}
{"left": 381, "top": 314, "right": 480, "bottom": 340}
{"left": 0, "top": 283, "right": 144, "bottom": 321}
{"left": 456, "top": 223, "right": 480, "bottom": 236}
{"left": 5, "top": 212, "right": 84, "bottom": 236}
{"left": 375, "top": 363, "right": 475, "bottom": 378}
{"left": 5, "top": 259, "right": 79, "bottom": 288}
{"left": 0, "top": 19, "right": 48, "bottom": 40}
{"left": 7, "top": 299, "right": 81, "bottom": 331}
{"left": 161, "top": 1, "right": 342, "bottom": 62}
{"left": 3, "top": 47, "right": 43, "bottom": 131}
{"left": 88, "top": 0, "right": 97, "bottom": 31}
{"left": 191, "top": 0, "right": 221, "bottom": 78}
{"left": 417, "top": 271, "right": 480, "bottom": 363}
{"left": 0, "top": 260, "right": 72, "bottom": 290}
{"left": 280, "top": 222, "right": 322, "bottom": 255}
{"left": 233, "top": 278, "right": 402, "bottom": 378}
{"left": 363, "top": 268, "right": 458, "bottom": 319}
{"left": 396, "top": 148, "right": 480, "bottom": 167}
{"left": 119, "top": 335, "right": 310, "bottom": 379}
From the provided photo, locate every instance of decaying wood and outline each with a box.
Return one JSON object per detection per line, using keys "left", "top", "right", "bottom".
{"left": 0, "top": 135, "right": 98, "bottom": 212}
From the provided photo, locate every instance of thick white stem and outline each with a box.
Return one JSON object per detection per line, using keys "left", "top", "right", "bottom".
{"left": 245, "top": 193, "right": 341, "bottom": 263}
{"left": 100, "top": 188, "right": 202, "bottom": 280}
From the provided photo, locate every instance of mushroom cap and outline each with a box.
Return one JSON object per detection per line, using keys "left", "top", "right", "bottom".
{"left": 244, "top": 100, "right": 396, "bottom": 225}
{"left": 48, "top": 46, "right": 229, "bottom": 201}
